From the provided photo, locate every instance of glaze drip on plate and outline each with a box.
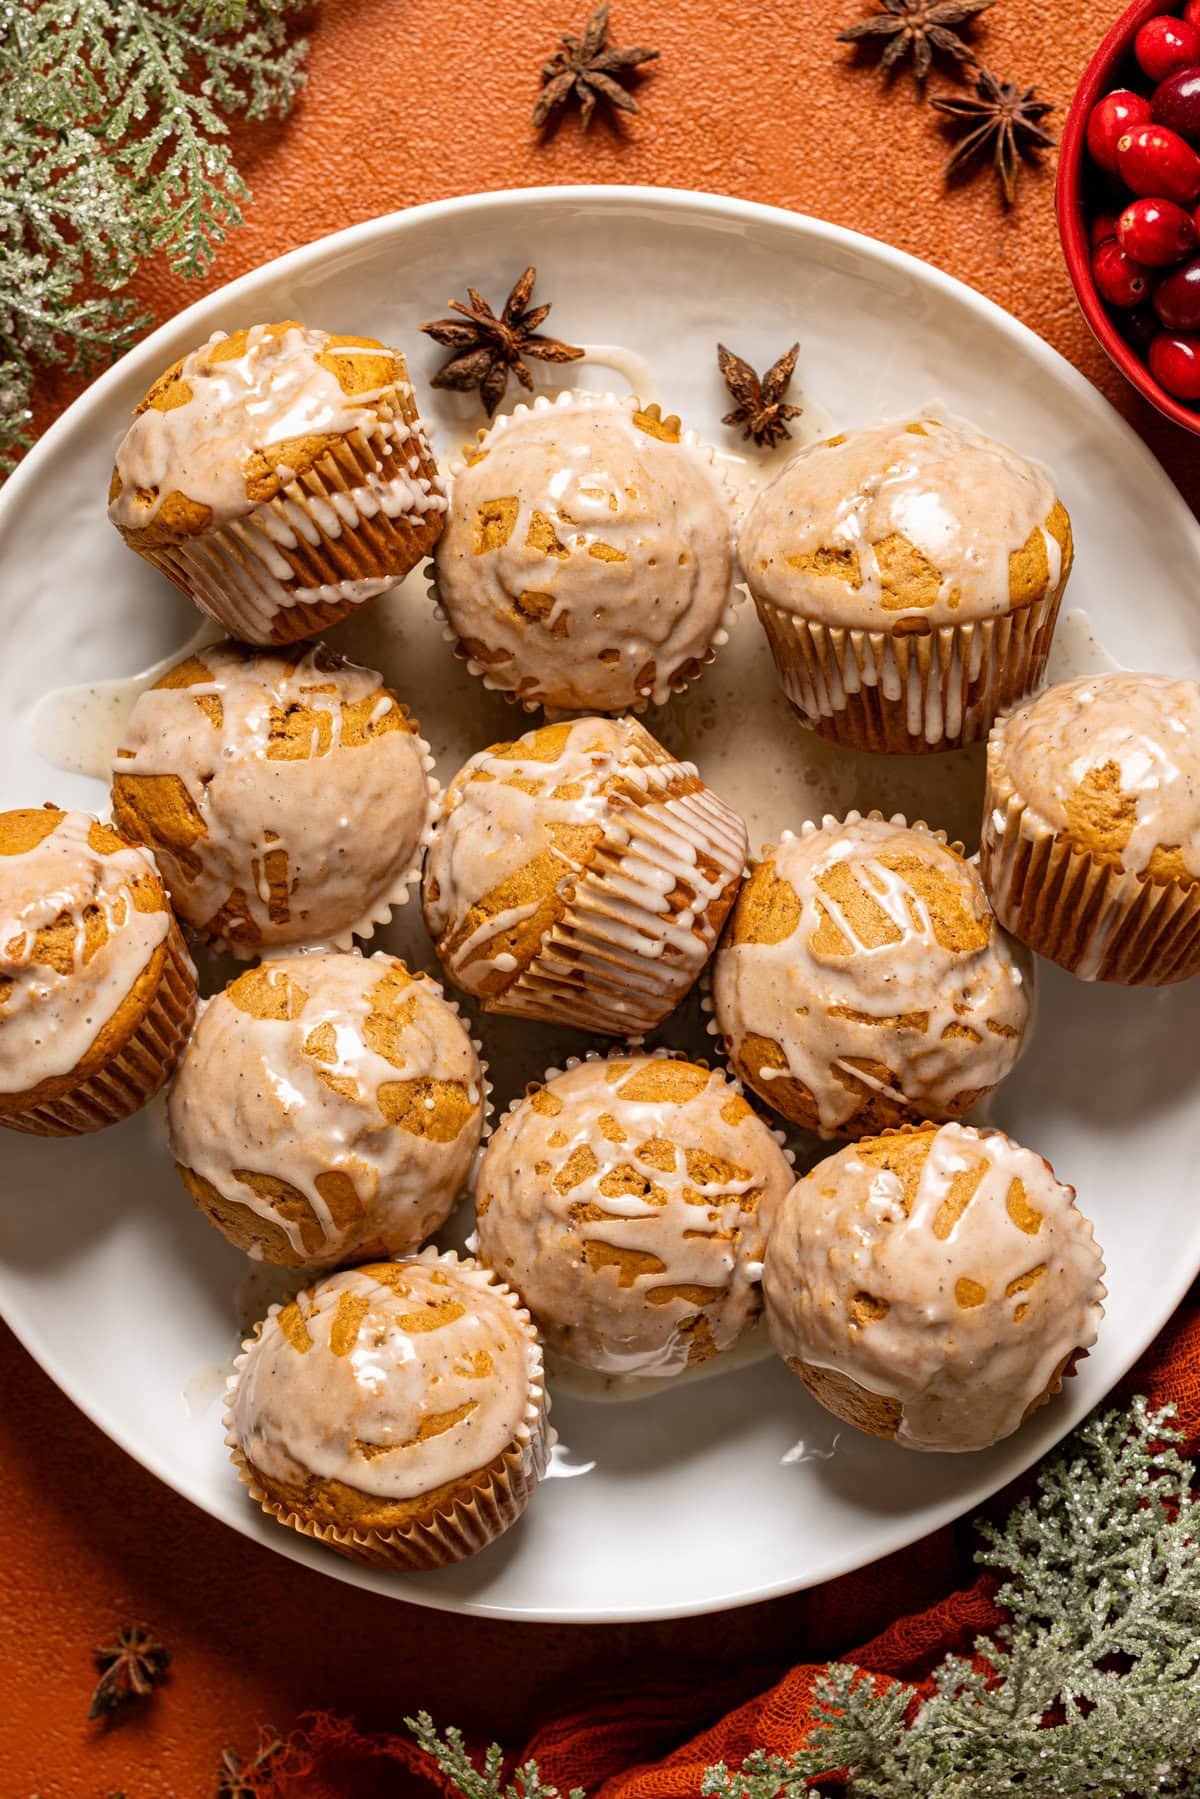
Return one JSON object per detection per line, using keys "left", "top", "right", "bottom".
{"left": 0, "top": 809, "right": 169, "bottom": 1094}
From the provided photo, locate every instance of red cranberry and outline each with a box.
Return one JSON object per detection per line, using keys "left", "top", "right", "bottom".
{"left": 1091, "top": 210, "right": 1120, "bottom": 246}
{"left": 1087, "top": 89, "right": 1153, "bottom": 173}
{"left": 1149, "top": 330, "right": 1200, "bottom": 398}
{"left": 1153, "top": 251, "right": 1200, "bottom": 326}
{"left": 1152, "top": 66, "right": 1200, "bottom": 142}
{"left": 1122, "top": 306, "right": 1162, "bottom": 354}
{"left": 1093, "top": 240, "right": 1153, "bottom": 307}
{"left": 1135, "top": 15, "right": 1200, "bottom": 82}
{"left": 1116, "top": 122, "right": 1200, "bottom": 202}
{"left": 1118, "top": 196, "right": 1198, "bottom": 263}
{"left": 1186, "top": 0, "right": 1200, "bottom": 25}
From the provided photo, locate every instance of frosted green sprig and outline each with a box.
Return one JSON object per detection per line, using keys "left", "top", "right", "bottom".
{"left": 416, "top": 1400, "right": 1200, "bottom": 1798}
{"left": 0, "top": 0, "right": 309, "bottom": 475}
{"left": 406, "top": 1714, "right": 587, "bottom": 1799}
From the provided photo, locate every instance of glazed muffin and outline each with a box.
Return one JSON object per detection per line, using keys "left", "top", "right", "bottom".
{"left": 0, "top": 807, "right": 196, "bottom": 1135}
{"left": 431, "top": 392, "right": 737, "bottom": 712}
{"left": 474, "top": 1054, "right": 792, "bottom": 1378}
{"left": 108, "top": 321, "right": 446, "bottom": 645}
{"left": 981, "top": 672, "right": 1200, "bottom": 984}
{"left": 710, "top": 813, "right": 1032, "bottom": 1139}
{"left": 226, "top": 1250, "right": 549, "bottom": 1569}
{"left": 169, "top": 953, "right": 486, "bottom": 1268}
{"left": 423, "top": 716, "right": 748, "bottom": 1036}
{"left": 111, "top": 639, "right": 436, "bottom": 958}
{"left": 763, "top": 1121, "right": 1105, "bottom": 1452}
{"left": 739, "top": 416, "right": 1073, "bottom": 753}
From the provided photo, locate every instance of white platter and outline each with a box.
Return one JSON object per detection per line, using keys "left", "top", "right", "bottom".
{"left": 2, "top": 186, "right": 1199, "bottom": 1623}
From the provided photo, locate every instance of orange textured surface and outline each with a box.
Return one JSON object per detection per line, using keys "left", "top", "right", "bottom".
{"left": 5, "top": 0, "right": 1199, "bottom": 1794}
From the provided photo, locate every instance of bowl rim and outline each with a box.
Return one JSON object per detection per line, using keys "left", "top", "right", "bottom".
{"left": 1057, "top": 0, "right": 1200, "bottom": 435}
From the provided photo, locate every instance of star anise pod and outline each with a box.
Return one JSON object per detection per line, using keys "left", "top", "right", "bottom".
{"left": 932, "top": 67, "right": 1056, "bottom": 205}
{"left": 717, "top": 342, "right": 804, "bottom": 449}
{"left": 88, "top": 1624, "right": 170, "bottom": 1720}
{"left": 533, "top": 1, "right": 659, "bottom": 130}
{"left": 837, "top": 0, "right": 995, "bottom": 81}
{"left": 420, "top": 266, "right": 584, "bottom": 417}
{"left": 216, "top": 1730, "right": 284, "bottom": 1798}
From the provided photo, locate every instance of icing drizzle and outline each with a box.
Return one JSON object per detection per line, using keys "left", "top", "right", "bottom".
{"left": 740, "top": 415, "right": 1063, "bottom": 629}
{"left": 763, "top": 1122, "right": 1106, "bottom": 1452}
{"left": 991, "top": 672, "right": 1200, "bottom": 879}
{"left": 110, "top": 324, "right": 431, "bottom": 533}
{"left": 230, "top": 1254, "right": 540, "bottom": 1500}
{"left": 168, "top": 952, "right": 484, "bottom": 1265}
{"left": 112, "top": 641, "right": 435, "bottom": 955}
{"left": 475, "top": 1055, "right": 793, "bottom": 1377}
{"left": 0, "top": 810, "right": 169, "bottom": 1095}
{"left": 433, "top": 392, "right": 736, "bottom": 710}
{"left": 712, "top": 815, "right": 1031, "bottom": 1136}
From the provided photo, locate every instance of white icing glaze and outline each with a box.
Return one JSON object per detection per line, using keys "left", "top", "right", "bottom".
{"left": 229, "top": 1254, "right": 540, "bottom": 1500}
{"left": 168, "top": 952, "right": 484, "bottom": 1266}
{"left": 110, "top": 324, "right": 440, "bottom": 535}
{"left": 990, "top": 672, "right": 1200, "bottom": 879}
{"left": 740, "top": 416, "right": 1063, "bottom": 629}
{"left": 763, "top": 1122, "right": 1105, "bottom": 1453}
{"left": 423, "top": 716, "right": 747, "bottom": 1032}
{"left": 112, "top": 640, "right": 436, "bottom": 956}
{"left": 711, "top": 814, "right": 1032, "bottom": 1137}
{"left": 474, "top": 1055, "right": 793, "bottom": 1377}
{"left": 0, "top": 810, "right": 170, "bottom": 1095}
{"left": 432, "top": 391, "right": 736, "bottom": 710}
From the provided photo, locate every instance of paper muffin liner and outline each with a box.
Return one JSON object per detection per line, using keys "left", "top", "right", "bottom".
{"left": 224, "top": 1248, "right": 551, "bottom": 1571}
{"left": 981, "top": 752, "right": 1200, "bottom": 985}
{"left": 2, "top": 916, "right": 197, "bottom": 1137}
{"left": 218, "top": 715, "right": 441, "bottom": 963}
{"left": 428, "top": 390, "right": 741, "bottom": 716}
{"left": 129, "top": 380, "right": 447, "bottom": 647}
{"left": 753, "top": 583, "right": 1065, "bottom": 754}
{"left": 488, "top": 756, "right": 749, "bottom": 1037}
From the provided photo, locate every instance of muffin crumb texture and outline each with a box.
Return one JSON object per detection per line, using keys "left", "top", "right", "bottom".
{"left": 229, "top": 1254, "right": 547, "bottom": 1562}
{"left": 424, "top": 715, "right": 747, "bottom": 1035}
{"left": 112, "top": 639, "right": 435, "bottom": 957}
{"left": 169, "top": 952, "right": 485, "bottom": 1268}
{"left": 433, "top": 393, "right": 736, "bottom": 711}
{"left": 712, "top": 814, "right": 1031, "bottom": 1138}
{"left": 763, "top": 1121, "right": 1105, "bottom": 1453}
{"left": 474, "top": 1055, "right": 792, "bottom": 1377}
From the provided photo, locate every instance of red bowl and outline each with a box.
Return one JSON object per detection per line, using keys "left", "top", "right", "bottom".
{"left": 1057, "top": 0, "right": 1200, "bottom": 434}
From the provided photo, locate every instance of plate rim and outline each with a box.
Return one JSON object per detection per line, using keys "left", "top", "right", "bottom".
{"left": 3, "top": 182, "right": 1200, "bottom": 1624}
